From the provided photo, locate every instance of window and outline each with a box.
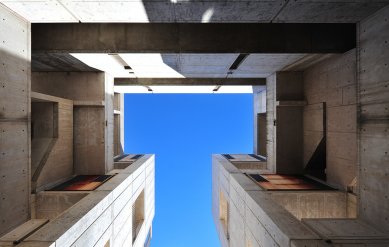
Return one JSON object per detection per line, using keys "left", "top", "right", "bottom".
{"left": 132, "top": 190, "right": 145, "bottom": 243}
{"left": 219, "top": 191, "right": 229, "bottom": 240}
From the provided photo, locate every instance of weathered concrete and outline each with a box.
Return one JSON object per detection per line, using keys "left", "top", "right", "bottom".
{"left": 32, "top": 72, "right": 113, "bottom": 175}
{"left": 113, "top": 93, "right": 124, "bottom": 157}
{"left": 115, "top": 77, "right": 266, "bottom": 86}
{"left": 213, "top": 155, "right": 389, "bottom": 247}
{"left": 0, "top": 4, "right": 31, "bottom": 236}
{"left": 358, "top": 5, "right": 389, "bottom": 234}
{"left": 268, "top": 191, "right": 349, "bottom": 220}
{"left": 266, "top": 72, "right": 305, "bottom": 174}
{"left": 31, "top": 23, "right": 356, "bottom": 53}
{"left": 32, "top": 53, "right": 99, "bottom": 72}
{"left": 303, "top": 49, "right": 357, "bottom": 190}
{"left": 2, "top": 1, "right": 388, "bottom": 23}
{"left": 253, "top": 86, "right": 266, "bottom": 156}
{"left": 33, "top": 192, "right": 88, "bottom": 220}
{"left": 104, "top": 74, "right": 114, "bottom": 172}
{"left": 22, "top": 155, "right": 155, "bottom": 247}
{"left": 302, "top": 219, "right": 389, "bottom": 242}
{"left": 212, "top": 155, "right": 324, "bottom": 247}
{"left": 30, "top": 92, "right": 74, "bottom": 192}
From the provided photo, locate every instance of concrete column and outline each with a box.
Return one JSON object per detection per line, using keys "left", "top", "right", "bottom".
{"left": 104, "top": 73, "right": 114, "bottom": 172}
{"left": 0, "top": 4, "right": 31, "bottom": 235}
{"left": 266, "top": 72, "right": 304, "bottom": 174}
{"left": 253, "top": 86, "right": 266, "bottom": 156}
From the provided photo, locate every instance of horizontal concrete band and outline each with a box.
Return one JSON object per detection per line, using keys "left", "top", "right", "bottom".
{"left": 114, "top": 77, "right": 266, "bottom": 86}
{"left": 32, "top": 23, "right": 356, "bottom": 53}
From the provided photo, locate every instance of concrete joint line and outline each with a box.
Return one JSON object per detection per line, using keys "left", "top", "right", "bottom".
{"left": 270, "top": 0, "right": 291, "bottom": 23}
{"left": 56, "top": 0, "right": 82, "bottom": 23}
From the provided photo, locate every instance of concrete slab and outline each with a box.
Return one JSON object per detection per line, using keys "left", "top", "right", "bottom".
{"left": 302, "top": 219, "right": 389, "bottom": 240}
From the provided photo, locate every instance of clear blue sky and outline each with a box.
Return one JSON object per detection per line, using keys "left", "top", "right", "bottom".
{"left": 124, "top": 93, "right": 253, "bottom": 247}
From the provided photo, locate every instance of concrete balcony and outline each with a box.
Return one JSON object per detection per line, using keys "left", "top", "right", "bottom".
{"left": 0, "top": 155, "right": 155, "bottom": 247}
{"left": 212, "top": 154, "right": 389, "bottom": 247}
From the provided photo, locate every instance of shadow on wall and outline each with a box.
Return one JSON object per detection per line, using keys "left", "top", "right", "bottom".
{"left": 141, "top": 0, "right": 216, "bottom": 23}
{"left": 143, "top": 0, "right": 217, "bottom": 75}
{"left": 0, "top": 48, "right": 30, "bottom": 235}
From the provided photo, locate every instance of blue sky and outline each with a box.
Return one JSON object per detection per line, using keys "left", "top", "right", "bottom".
{"left": 124, "top": 93, "right": 253, "bottom": 247}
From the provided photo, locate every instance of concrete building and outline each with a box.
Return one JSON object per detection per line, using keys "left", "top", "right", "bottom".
{"left": 0, "top": 1, "right": 389, "bottom": 247}
{"left": 0, "top": 3, "right": 155, "bottom": 246}
{"left": 211, "top": 5, "right": 389, "bottom": 246}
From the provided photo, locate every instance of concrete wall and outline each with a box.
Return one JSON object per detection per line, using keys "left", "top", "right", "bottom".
{"left": 74, "top": 107, "right": 106, "bottom": 174}
{"left": 34, "top": 96, "right": 74, "bottom": 191}
{"left": 212, "top": 155, "right": 389, "bottom": 247}
{"left": 268, "top": 191, "right": 349, "bottom": 220}
{"left": 32, "top": 192, "right": 89, "bottom": 220}
{"left": 303, "top": 50, "right": 357, "bottom": 190}
{"left": 358, "top": 5, "right": 389, "bottom": 233}
{"left": 31, "top": 72, "right": 105, "bottom": 101}
{"left": 266, "top": 74, "right": 276, "bottom": 173}
{"left": 0, "top": 4, "right": 31, "bottom": 235}
{"left": 266, "top": 72, "right": 304, "bottom": 174}
{"left": 212, "top": 155, "right": 322, "bottom": 247}
{"left": 32, "top": 72, "right": 114, "bottom": 174}
{"left": 20, "top": 155, "right": 155, "bottom": 247}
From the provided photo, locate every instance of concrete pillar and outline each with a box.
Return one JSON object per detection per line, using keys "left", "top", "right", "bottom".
{"left": 0, "top": 4, "right": 31, "bottom": 235}
{"left": 266, "top": 72, "right": 304, "bottom": 174}
{"left": 253, "top": 86, "right": 266, "bottom": 156}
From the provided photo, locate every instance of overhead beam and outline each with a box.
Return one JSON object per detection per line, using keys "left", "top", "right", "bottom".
{"left": 32, "top": 23, "right": 356, "bottom": 54}
{"left": 114, "top": 78, "right": 266, "bottom": 86}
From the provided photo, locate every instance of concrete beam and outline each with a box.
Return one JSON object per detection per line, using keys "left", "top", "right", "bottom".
{"left": 32, "top": 23, "right": 356, "bottom": 54}
{"left": 114, "top": 78, "right": 266, "bottom": 86}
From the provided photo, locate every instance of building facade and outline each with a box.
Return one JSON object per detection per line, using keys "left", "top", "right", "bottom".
{"left": 0, "top": 4, "right": 155, "bottom": 246}
{"left": 212, "top": 5, "right": 389, "bottom": 245}
{"left": 1, "top": 1, "right": 389, "bottom": 246}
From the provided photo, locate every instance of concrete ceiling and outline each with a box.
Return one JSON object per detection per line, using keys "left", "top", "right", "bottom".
{"left": 1, "top": 0, "right": 388, "bottom": 23}
{"left": 32, "top": 53, "right": 99, "bottom": 72}
{"left": 67, "top": 53, "right": 309, "bottom": 78}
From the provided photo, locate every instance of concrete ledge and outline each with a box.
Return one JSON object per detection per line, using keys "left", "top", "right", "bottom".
{"left": 21, "top": 154, "right": 155, "bottom": 247}
{"left": 246, "top": 191, "right": 320, "bottom": 247}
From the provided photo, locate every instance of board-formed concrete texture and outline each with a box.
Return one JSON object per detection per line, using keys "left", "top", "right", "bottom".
{"left": 2, "top": 0, "right": 389, "bottom": 246}
{"left": 0, "top": 155, "right": 155, "bottom": 247}
{"left": 31, "top": 72, "right": 114, "bottom": 175}
{"left": 212, "top": 155, "right": 389, "bottom": 247}
{"left": 303, "top": 49, "right": 358, "bottom": 190}
{"left": 358, "top": 5, "right": 389, "bottom": 234}
{"left": 31, "top": 93, "right": 74, "bottom": 192}
{"left": 0, "top": 3, "right": 31, "bottom": 236}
